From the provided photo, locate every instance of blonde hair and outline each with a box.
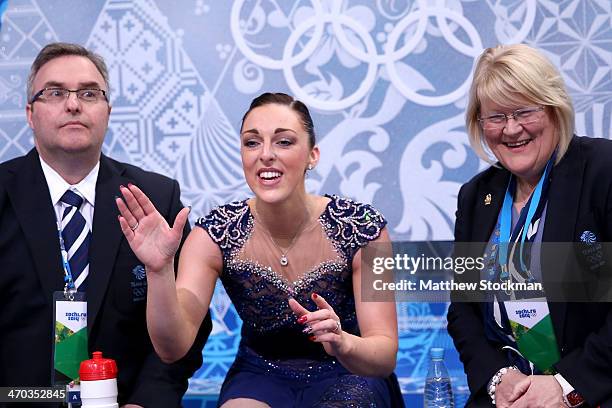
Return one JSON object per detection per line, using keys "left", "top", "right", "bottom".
{"left": 466, "top": 44, "right": 574, "bottom": 164}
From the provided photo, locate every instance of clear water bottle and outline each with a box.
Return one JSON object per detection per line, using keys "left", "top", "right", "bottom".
{"left": 424, "top": 347, "right": 454, "bottom": 408}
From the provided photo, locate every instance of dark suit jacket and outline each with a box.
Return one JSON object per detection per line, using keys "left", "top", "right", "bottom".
{"left": 448, "top": 136, "right": 612, "bottom": 407}
{"left": 0, "top": 149, "right": 212, "bottom": 407}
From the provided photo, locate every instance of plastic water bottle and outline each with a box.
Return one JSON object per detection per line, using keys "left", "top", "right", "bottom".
{"left": 79, "top": 351, "right": 118, "bottom": 408}
{"left": 424, "top": 347, "right": 454, "bottom": 408}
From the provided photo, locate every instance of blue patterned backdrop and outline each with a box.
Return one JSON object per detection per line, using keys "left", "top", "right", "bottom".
{"left": 1, "top": 0, "right": 611, "bottom": 402}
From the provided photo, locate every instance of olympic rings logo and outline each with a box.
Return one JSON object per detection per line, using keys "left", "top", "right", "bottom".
{"left": 230, "top": 0, "right": 536, "bottom": 110}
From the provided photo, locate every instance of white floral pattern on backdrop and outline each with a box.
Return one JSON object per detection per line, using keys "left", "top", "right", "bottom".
{"left": 0, "top": 0, "right": 610, "bottom": 398}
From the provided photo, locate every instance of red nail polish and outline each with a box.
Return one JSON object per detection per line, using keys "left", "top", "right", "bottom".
{"left": 308, "top": 335, "right": 316, "bottom": 341}
{"left": 119, "top": 184, "right": 126, "bottom": 189}
{"left": 312, "top": 293, "right": 318, "bottom": 299}
{"left": 128, "top": 183, "right": 134, "bottom": 188}
{"left": 297, "top": 315, "right": 308, "bottom": 325}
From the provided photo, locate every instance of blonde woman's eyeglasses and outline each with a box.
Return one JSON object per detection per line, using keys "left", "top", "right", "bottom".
{"left": 479, "top": 106, "right": 545, "bottom": 130}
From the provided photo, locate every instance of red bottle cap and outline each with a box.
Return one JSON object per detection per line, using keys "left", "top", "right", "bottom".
{"left": 79, "top": 351, "right": 118, "bottom": 381}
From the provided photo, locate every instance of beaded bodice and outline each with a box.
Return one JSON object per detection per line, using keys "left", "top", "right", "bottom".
{"left": 196, "top": 195, "right": 386, "bottom": 360}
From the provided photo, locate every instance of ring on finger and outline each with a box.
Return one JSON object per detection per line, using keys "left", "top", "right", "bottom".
{"left": 332, "top": 320, "right": 341, "bottom": 334}
{"left": 130, "top": 221, "right": 139, "bottom": 231}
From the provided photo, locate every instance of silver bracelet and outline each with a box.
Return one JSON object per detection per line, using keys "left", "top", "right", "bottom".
{"left": 487, "top": 366, "right": 518, "bottom": 405}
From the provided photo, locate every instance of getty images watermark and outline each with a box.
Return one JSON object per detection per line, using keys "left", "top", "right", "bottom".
{"left": 361, "top": 241, "right": 612, "bottom": 302}
{"left": 371, "top": 252, "right": 542, "bottom": 292}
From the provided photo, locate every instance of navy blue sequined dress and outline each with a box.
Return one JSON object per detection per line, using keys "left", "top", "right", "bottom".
{"left": 196, "top": 195, "right": 402, "bottom": 407}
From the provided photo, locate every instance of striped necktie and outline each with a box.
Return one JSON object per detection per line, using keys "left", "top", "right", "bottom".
{"left": 60, "top": 190, "right": 91, "bottom": 291}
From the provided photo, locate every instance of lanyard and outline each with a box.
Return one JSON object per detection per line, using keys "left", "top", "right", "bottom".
{"left": 498, "top": 158, "right": 554, "bottom": 280}
{"left": 58, "top": 217, "right": 77, "bottom": 300}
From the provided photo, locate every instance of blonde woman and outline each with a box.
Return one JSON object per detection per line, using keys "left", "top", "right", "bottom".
{"left": 448, "top": 44, "right": 612, "bottom": 407}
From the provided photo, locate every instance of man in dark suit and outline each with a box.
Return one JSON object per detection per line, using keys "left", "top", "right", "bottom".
{"left": 0, "top": 42, "right": 212, "bottom": 407}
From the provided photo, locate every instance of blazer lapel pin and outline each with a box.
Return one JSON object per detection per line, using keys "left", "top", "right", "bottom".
{"left": 484, "top": 193, "right": 492, "bottom": 206}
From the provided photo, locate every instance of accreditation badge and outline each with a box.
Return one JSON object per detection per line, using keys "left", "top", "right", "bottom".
{"left": 52, "top": 291, "right": 89, "bottom": 385}
{"left": 504, "top": 300, "right": 560, "bottom": 373}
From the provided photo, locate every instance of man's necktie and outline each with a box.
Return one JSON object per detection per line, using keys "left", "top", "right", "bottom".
{"left": 60, "top": 190, "right": 91, "bottom": 291}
